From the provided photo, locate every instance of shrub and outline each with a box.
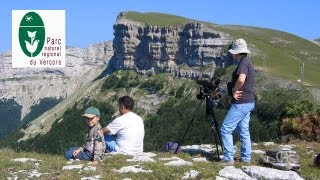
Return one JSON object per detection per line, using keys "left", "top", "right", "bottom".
{"left": 101, "top": 74, "right": 119, "bottom": 90}
{"left": 281, "top": 100, "right": 314, "bottom": 118}
{"left": 280, "top": 117, "right": 299, "bottom": 135}
{"left": 281, "top": 112, "right": 320, "bottom": 141}
{"left": 175, "top": 84, "right": 185, "bottom": 98}
{"left": 280, "top": 99, "right": 315, "bottom": 138}
{"left": 140, "top": 80, "right": 164, "bottom": 93}
{"left": 297, "top": 113, "right": 320, "bottom": 141}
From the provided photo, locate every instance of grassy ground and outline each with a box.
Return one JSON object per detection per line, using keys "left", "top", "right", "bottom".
{"left": 1, "top": 141, "right": 320, "bottom": 179}
{"left": 125, "top": 11, "right": 192, "bottom": 26}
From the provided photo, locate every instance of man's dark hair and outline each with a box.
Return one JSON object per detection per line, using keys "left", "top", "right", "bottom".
{"left": 118, "top": 96, "right": 134, "bottom": 111}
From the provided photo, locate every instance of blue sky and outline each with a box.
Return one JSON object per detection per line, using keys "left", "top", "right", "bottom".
{"left": 1, "top": 0, "right": 319, "bottom": 53}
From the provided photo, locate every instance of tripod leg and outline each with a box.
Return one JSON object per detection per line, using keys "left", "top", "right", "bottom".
{"left": 206, "top": 97, "right": 223, "bottom": 160}
{"left": 208, "top": 114, "right": 222, "bottom": 161}
{"left": 215, "top": 120, "right": 224, "bottom": 153}
{"left": 175, "top": 99, "right": 204, "bottom": 153}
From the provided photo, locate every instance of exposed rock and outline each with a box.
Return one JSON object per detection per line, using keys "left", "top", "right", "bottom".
{"left": 83, "top": 166, "right": 96, "bottom": 171}
{"left": 80, "top": 175, "right": 101, "bottom": 180}
{"left": 62, "top": 164, "right": 83, "bottom": 170}
{"left": 192, "top": 157, "right": 208, "bottom": 162}
{"left": 181, "top": 144, "right": 222, "bottom": 155}
{"left": 218, "top": 166, "right": 304, "bottom": 180}
{"left": 218, "top": 166, "right": 255, "bottom": 180}
{"left": 0, "top": 41, "right": 113, "bottom": 120}
{"left": 160, "top": 156, "right": 193, "bottom": 166}
{"left": 115, "top": 165, "right": 153, "bottom": 173}
{"left": 262, "top": 142, "right": 275, "bottom": 146}
{"left": 12, "top": 158, "right": 41, "bottom": 162}
{"left": 252, "top": 150, "right": 265, "bottom": 155}
{"left": 182, "top": 170, "right": 199, "bottom": 179}
{"left": 243, "top": 166, "right": 303, "bottom": 180}
{"left": 126, "top": 155, "right": 155, "bottom": 163}
{"left": 108, "top": 12, "right": 233, "bottom": 77}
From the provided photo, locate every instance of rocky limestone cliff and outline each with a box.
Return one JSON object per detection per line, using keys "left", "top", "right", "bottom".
{"left": 108, "top": 12, "right": 233, "bottom": 77}
{"left": 0, "top": 41, "right": 114, "bottom": 120}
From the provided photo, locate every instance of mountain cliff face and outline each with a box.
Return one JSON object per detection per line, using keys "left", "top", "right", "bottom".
{"left": 0, "top": 41, "right": 113, "bottom": 137}
{"left": 108, "top": 12, "right": 233, "bottom": 77}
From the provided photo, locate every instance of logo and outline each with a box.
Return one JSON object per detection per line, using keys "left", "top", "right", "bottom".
{"left": 12, "top": 10, "right": 65, "bottom": 68}
{"left": 19, "top": 12, "right": 45, "bottom": 57}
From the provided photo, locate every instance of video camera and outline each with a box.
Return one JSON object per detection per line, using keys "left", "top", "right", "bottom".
{"left": 196, "top": 78, "right": 222, "bottom": 100}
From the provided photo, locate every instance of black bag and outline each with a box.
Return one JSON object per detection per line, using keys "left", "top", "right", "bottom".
{"left": 314, "top": 153, "right": 320, "bottom": 167}
{"left": 161, "top": 142, "right": 181, "bottom": 153}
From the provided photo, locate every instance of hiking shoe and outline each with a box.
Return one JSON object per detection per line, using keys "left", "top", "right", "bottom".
{"left": 218, "top": 160, "right": 235, "bottom": 166}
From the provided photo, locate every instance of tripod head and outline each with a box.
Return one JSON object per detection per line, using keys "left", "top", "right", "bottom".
{"left": 196, "top": 78, "right": 222, "bottom": 101}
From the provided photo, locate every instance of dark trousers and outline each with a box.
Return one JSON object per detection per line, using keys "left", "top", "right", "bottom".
{"left": 64, "top": 147, "right": 91, "bottom": 160}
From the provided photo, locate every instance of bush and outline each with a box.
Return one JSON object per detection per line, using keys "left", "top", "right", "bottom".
{"left": 281, "top": 100, "right": 314, "bottom": 118}
{"left": 280, "top": 99, "right": 315, "bottom": 138}
{"left": 140, "top": 80, "right": 164, "bottom": 94}
{"left": 101, "top": 74, "right": 119, "bottom": 90}
{"left": 298, "top": 113, "right": 320, "bottom": 141}
{"left": 175, "top": 84, "right": 185, "bottom": 98}
{"left": 281, "top": 112, "right": 320, "bottom": 141}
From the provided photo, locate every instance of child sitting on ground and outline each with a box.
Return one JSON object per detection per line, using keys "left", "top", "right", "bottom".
{"left": 64, "top": 107, "right": 106, "bottom": 166}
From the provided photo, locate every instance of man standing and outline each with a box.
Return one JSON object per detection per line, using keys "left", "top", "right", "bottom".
{"left": 220, "top": 39, "right": 255, "bottom": 165}
{"left": 102, "top": 96, "right": 145, "bottom": 155}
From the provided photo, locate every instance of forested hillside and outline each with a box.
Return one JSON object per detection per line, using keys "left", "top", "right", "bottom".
{"left": 1, "top": 69, "right": 319, "bottom": 154}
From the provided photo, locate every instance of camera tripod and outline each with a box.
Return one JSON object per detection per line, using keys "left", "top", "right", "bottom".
{"left": 174, "top": 90, "right": 224, "bottom": 160}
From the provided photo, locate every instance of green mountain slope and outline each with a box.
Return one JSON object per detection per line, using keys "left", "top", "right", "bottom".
{"left": 212, "top": 25, "right": 320, "bottom": 86}
{"left": 125, "top": 11, "right": 320, "bottom": 87}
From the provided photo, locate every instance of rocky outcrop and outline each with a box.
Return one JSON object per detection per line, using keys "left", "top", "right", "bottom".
{"left": 108, "top": 12, "right": 233, "bottom": 76}
{"left": 0, "top": 41, "right": 113, "bottom": 120}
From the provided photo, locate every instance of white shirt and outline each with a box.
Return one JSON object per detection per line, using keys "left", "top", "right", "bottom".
{"left": 107, "top": 112, "right": 144, "bottom": 155}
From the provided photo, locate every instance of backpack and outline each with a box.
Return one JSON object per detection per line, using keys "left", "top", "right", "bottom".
{"left": 161, "top": 142, "right": 181, "bottom": 153}
{"left": 259, "top": 148, "right": 300, "bottom": 171}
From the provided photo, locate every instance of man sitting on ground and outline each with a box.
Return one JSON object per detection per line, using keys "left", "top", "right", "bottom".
{"left": 102, "top": 95, "right": 145, "bottom": 155}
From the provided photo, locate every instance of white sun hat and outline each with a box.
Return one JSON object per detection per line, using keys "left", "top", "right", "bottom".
{"left": 228, "top": 38, "right": 251, "bottom": 54}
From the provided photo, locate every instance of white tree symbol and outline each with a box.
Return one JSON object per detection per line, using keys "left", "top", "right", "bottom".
{"left": 25, "top": 31, "right": 39, "bottom": 57}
